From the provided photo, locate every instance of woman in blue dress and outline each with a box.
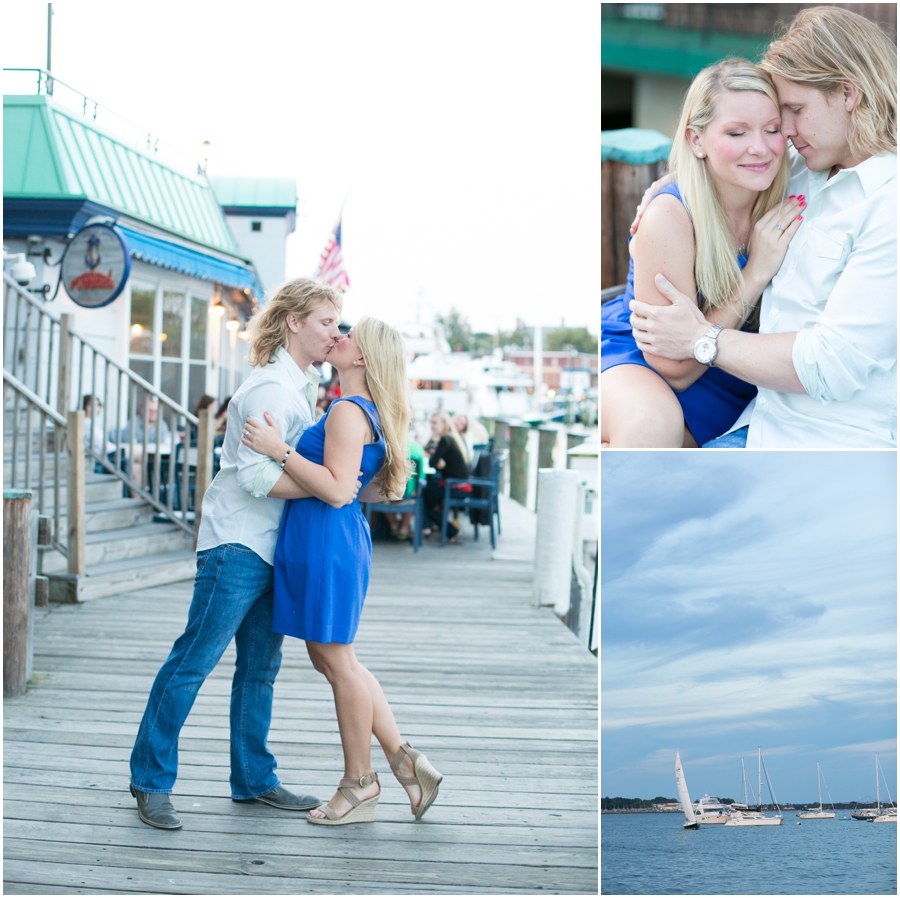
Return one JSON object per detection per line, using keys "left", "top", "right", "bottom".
{"left": 601, "top": 58, "right": 805, "bottom": 447}
{"left": 242, "top": 317, "right": 442, "bottom": 825}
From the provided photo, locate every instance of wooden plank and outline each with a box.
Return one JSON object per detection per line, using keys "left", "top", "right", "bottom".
{"left": 4, "top": 496, "right": 598, "bottom": 895}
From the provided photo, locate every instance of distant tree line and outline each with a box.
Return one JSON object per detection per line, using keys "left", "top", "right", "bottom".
{"left": 436, "top": 308, "right": 598, "bottom": 355}
{"left": 601, "top": 796, "right": 677, "bottom": 810}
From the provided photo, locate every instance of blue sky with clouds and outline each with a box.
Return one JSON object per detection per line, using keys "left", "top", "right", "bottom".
{"left": 601, "top": 452, "right": 896, "bottom": 805}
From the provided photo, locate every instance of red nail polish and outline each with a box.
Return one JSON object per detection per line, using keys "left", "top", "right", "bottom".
{"left": 798, "top": 215, "right": 803, "bottom": 221}
{"left": 789, "top": 195, "right": 796, "bottom": 199}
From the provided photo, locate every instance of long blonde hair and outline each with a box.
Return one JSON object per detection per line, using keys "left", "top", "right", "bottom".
{"left": 669, "top": 58, "right": 791, "bottom": 314}
{"left": 760, "top": 6, "right": 897, "bottom": 160}
{"left": 246, "top": 278, "right": 343, "bottom": 368}
{"left": 354, "top": 317, "right": 411, "bottom": 500}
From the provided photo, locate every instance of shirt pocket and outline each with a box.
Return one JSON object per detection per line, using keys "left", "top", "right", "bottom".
{"left": 803, "top": 226, "right": 851, "bottom": 303}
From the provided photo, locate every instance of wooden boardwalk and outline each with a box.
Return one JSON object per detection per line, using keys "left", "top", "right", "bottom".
{"left": 3, "top": 496, "right": 598, "bottom": 895}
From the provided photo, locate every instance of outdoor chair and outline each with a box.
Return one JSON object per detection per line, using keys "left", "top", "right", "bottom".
{"left": 440, "top": 450, "right": 504, "bottom": 549}
{"left": 363, "top": 455, "right": 425, "bottom": 552}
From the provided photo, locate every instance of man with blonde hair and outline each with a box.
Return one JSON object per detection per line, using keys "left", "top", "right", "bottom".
{"left": 129, "top": 278, "right": 342, "bottom": 828}
{"left": 629, "top": 6, "right": 896, "bottom": 447}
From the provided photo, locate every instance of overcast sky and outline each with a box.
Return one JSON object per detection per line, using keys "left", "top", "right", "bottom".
{"left": 602, "top": 451, "right": 897, "bottom": 804}
{"left": 3, "top": 0, "right": 600, "bottom": 335}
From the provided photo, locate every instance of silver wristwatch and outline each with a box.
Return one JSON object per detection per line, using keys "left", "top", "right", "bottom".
{"left": 693, "top": 324, "right": 725, "bottom": 367}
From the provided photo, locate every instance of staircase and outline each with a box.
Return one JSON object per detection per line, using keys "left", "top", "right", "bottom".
{"left": 3, "top": 273, "right": 212, "bottom": 603}
{"left": 4, "top": 453, "right": 197, "bottom": 602}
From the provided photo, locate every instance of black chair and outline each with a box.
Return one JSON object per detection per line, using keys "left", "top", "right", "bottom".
{"left": 440, "top": 450, "right": 503, "bottom": 548}
{"left": 363, "top": 456, "right": 425, "bottom": 552}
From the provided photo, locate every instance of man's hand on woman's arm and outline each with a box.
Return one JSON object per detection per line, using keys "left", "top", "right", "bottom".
{"left": 630, "top": 275, "right": 805, "bottom": 393}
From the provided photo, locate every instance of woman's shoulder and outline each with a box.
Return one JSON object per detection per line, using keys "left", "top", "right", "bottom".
{"left": 326, "top": 396, "right": 380, "bottom": 439}
{"left": 634, "top": 187, "right": 694, "bottom": 252}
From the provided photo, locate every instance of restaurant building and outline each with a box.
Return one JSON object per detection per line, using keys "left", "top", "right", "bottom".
{"left": 3, "top": 73, "right": 296, "bottom": 411}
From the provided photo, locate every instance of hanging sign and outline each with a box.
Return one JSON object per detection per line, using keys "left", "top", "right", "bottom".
{"left": 60, "top": 223, "right": 131, "bottom": 308}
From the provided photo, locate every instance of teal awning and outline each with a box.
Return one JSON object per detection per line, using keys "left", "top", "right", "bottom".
{"left": 118, "top": 226, "right": 262, "bottom": 296}
{"left": 601, "top": 129, "right": 672, "bottom": 165}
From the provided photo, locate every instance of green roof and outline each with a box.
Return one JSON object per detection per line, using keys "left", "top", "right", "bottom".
{"left": 4, "top": 94, "right": 240, "bottom": 256}
{"left": 209, "top": 175, "right": 297, "bottom": 211}
{"left": 601, "top": 18, "right": 771, "bottom": 79}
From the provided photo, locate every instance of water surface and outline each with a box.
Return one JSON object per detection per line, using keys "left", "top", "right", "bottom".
{"left": 601, "top": 813, "right": 897, "bottom": 894}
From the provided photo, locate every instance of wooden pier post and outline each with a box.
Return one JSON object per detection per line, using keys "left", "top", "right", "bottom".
{"left": 491, "top": 419, "right": 510, "bottom": 493}
{"left": 508, "top": 425, "right": 530, "bottom": 507}
{"left": 602, "top": 129, "right": 672, "bottom": 289}
{"left": 4, "top": 490, "right": 33, "bottom": 697}
{"left": 537, "top": 428, "right": 557, "bottom": 469}
{"left": 66, "top": 410, "right": 86, "bottom": 578}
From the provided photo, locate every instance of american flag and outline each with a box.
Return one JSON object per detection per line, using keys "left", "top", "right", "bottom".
{"left": 315, "top": 217, "right": 350, "bottom": 290}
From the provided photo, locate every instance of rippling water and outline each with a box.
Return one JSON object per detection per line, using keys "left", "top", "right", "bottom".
{"left": 601, "top": 813, "right": 897, "bottom": 894}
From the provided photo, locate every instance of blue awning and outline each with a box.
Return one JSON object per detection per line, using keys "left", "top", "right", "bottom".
{"left": 117, "top": 226, "right": 262, "bottom": 296}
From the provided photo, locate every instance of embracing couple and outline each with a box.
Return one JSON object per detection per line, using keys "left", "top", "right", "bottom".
{"left": 129, "top": 278, "right": 441, "bottom": 829}
{"left": 601, "top": 6, "right": 896, "bottom": 449}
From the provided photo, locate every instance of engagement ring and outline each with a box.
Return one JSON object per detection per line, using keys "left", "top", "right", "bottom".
{"left": 774, "top": 223, "right": 783, "bottom": 230}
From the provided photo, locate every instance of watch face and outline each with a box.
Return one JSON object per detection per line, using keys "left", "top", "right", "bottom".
{"left": 695, "top": 339, "right": 716, "bottom": 364}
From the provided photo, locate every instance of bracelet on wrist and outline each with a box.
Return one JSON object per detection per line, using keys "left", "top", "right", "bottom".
{"left": 280, "top": 446, "right": 293, "bottom": 469}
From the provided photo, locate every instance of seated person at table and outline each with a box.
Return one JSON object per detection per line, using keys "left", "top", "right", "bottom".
{"left": 423, "top": 411, "right": 470, "bottom": 541}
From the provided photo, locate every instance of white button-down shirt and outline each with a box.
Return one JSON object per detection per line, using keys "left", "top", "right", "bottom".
{"left": 733, "top": 150, "right": 897, "bottom": 447}
{"left": 197, "top": 346, "right": 320, "bottom": 564}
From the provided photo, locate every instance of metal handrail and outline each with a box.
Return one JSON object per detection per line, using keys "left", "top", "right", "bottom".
{"left": 3, "top": 67, "right": 204, "bottom": 176}
{"left": 3, "top": 274, "right": 208, "bottom": 537}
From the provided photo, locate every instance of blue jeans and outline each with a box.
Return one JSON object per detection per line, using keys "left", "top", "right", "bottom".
{"left": 703, "top": 425, "right": 749, "bottom": 448}
{"left": 130, "top": 544, "right": 284, "bottom": 798}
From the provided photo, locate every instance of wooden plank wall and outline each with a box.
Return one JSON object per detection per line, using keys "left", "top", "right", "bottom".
{"left": 3, "top": 496, "right": 598, "bottom": 895}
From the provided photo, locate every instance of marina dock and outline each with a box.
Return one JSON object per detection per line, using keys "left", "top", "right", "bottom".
{"left": 3, "top": 495, "right": 598, "bottom": 895}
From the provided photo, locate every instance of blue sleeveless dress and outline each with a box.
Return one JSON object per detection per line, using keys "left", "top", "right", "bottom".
{"left": 601, "top": 183, "right": 757, "bottom": 447}
{"left": 272, "top": 396, "right": 386, "bottom": 644}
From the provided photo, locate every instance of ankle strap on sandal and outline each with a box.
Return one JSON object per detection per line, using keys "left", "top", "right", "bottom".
{"left": 339, "top": 771, "right": 378, "bottom": 789}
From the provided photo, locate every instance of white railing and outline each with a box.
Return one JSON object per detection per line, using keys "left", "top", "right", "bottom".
{"left": 3, "top": 274, "right": 214, "bottom": 545}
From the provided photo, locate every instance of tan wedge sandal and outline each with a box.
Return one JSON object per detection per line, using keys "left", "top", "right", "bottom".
{"left": 391, "top": 742, "right": 443, "bottom": 820}
{"left": 306, "top": 772, "right": 379, "bottom": 825}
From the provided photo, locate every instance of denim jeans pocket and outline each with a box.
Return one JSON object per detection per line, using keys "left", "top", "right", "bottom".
{"left": 195, "top": 548, "right": 214, "bottom": 577}
{"left": 222, "top": 543, "right": 256, "bottom": 556}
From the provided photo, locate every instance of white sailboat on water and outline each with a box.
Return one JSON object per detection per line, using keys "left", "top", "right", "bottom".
{"left": 797, "top": 762, "right": 836, "bottom": 819}
{"left": 725, "top": 747, "right": 783, "bottom": 826}
{"left": 675, "top": 750, "right": 699, "bottom": 830}
{"left": 871, "top": 753, "right": 897, "bottom": 823}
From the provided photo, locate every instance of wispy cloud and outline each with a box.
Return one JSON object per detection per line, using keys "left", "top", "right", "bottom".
{"left": 601, "top": 451, "right": 897, "bottom": 801}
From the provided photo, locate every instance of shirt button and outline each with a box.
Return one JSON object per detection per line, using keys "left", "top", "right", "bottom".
{"left": 759, "top": 394, "right": 767, "bottom": 405}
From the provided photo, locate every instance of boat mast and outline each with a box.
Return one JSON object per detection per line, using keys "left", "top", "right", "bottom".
{"left": 876, "top": 753, "right": 881, "bottom": 813}
{"left": 758, "top": 748, "right": 763, "bottom": 811}
{"left": 817, "top": 762, "right": 823, "bottom": 812}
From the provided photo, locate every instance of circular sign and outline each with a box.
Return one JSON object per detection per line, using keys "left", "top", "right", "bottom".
{"left": 60, "top": 223, "right": 131, "bottom": 308}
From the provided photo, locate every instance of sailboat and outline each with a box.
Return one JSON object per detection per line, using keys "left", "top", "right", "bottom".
{"left": 797, "top": 762, "right": 835, "bottom": 819}
{"left": 675, "top": 750, "right": 699, "bottom": 830}
{"left": 871, "top": 753, "right": 897, "bottom": 823}
{"left": 725, "top": 748, "right": 783, "bottom": 826}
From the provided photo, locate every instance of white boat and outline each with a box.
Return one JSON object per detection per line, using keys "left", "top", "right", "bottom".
{"left": 675, "top": 750, "right": 699, "bottom": 830}
{"left": 797, "top": 762, "right": 836, "bottom": 819}
{"left": 870, "top": 754, "right": 897, "bottom": 823}
{"left": 693, "top": 794, "right": 730, "bottom": 824}
{"left": 725, "top": 748, "right": 783, "bottom": 826}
